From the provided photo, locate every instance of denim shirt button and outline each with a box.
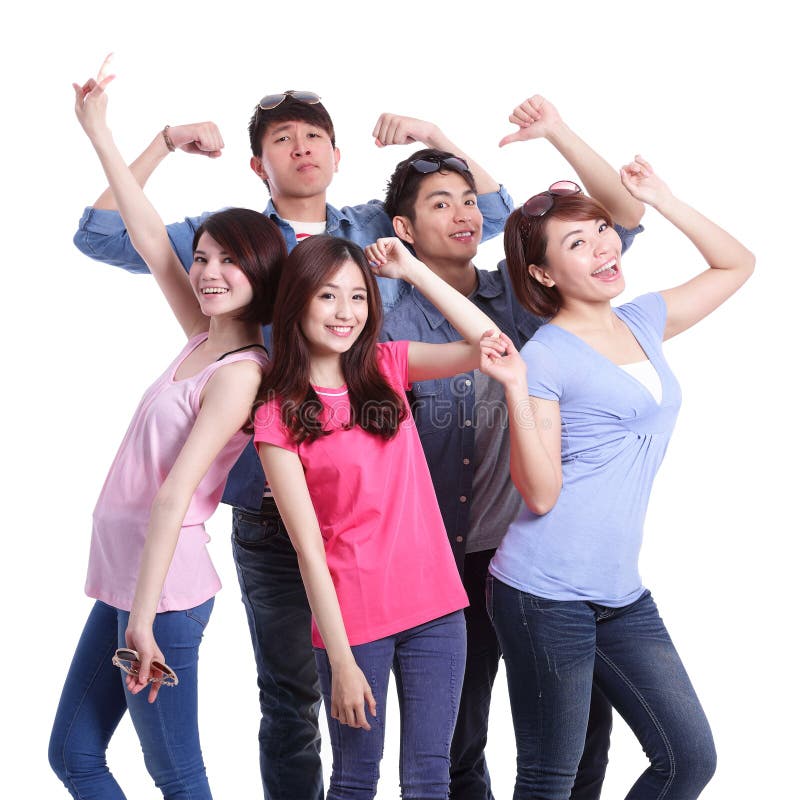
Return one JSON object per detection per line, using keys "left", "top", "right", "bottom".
{"left": 465, "top": 379, "right": 472, "bottom": 387}
{"left": 456, "top": 535, "right": 464, "bottom": 543}
{"left": 464, "top": 420, "right": 472, "bottom": 427}
{"left": 459, "top": 496, "right": 467, "bottom": 503}
{"left": 463, "top": 458, "right": 470, "bottom": 465}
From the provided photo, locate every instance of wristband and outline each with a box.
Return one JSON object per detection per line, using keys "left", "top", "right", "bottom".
{"left": 162, "top": 125, "right": 176, "bottom": 153}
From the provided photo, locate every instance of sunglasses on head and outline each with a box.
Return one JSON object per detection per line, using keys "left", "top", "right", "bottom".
{"left": 407, "top": 154, "right": 470, "bottom": 176}
{"left": 258, "top": 90, "right": 321, "bottom": 111}
{"left": 521, "top": 180, "right": 583, "bottom": 218}
{"left": 112, "top": 648, "right": 179, "bottom": 687}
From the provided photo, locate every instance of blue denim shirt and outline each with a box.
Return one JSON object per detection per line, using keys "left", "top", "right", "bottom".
{"left": 73, "top": 187, "right": 515, "bottom": 510}
{"left": 380, "top": 224, "right": 643, "bottom": 570}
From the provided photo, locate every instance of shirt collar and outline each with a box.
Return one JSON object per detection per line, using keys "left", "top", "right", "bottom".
{"left": 264, "top": 200, "right": 346, "bottom": 231}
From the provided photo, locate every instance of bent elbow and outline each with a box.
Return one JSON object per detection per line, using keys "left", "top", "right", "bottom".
{"left": 525, "top": 496, "right": 557, "bottom": 516}
{"left": 523, "top": 484, "right": 561, "bottom": 516}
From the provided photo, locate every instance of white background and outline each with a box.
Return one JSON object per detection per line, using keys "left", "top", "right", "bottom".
{"left": 2, "top": 1, "right": 797, "bottom": 797}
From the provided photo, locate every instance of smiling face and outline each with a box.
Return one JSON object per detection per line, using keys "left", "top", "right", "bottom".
{"left": 190, "top": 232, "right": 254, "bottom": 317}
{"left": 394, "top": 170, "right": 482, "bottom": 264}
{"left": 300, "top": 259, "right": 369, "bottom": 362}
{"left": 530, "top": 217, "right": 624, "bottom": 305}
{"left": 250, "top": 119, "right": 340, "bottom": 201}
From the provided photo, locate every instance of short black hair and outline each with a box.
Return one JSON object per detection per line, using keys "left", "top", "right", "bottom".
{"left": 384, "top": 148, "right": 477, "bottom": 222}
{"left": 248, "top": 93, "right": 336, "bottom": 158}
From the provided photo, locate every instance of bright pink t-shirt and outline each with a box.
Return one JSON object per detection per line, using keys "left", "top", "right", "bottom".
{"left": 86, "top": 334, "right": 268, "bottom": 612}
{"left": 253, "top": 340, "right": 467, "bottom": 647}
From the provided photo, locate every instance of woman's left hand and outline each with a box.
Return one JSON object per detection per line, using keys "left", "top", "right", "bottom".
{"left": 364, "top": 237, "right": 420, "bottom": 282}
{"left": 72, "top": 53, "right": 115, "bottom": 140}
{"left": 620, "top": 155, "right": 673, "bottom": 209}
{"left": 124, "top": 625, "right": 166, "bottom": 704}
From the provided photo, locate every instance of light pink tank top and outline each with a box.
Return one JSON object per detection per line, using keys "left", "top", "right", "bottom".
{"left": 85, "top": 334, "right": 267, "bottom": 612}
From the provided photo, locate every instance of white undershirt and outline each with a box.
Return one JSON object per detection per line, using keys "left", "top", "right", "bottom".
{"left": 619, "top": 359, "right": 662, "bottom": 404}
{"left": 284, "top": 219, "right": 326, "bottom": 242}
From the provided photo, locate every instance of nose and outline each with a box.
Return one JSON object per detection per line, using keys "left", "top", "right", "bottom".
{"left": 293, "top": 142, "right": 311, "bottom": 158}
{"left": 200, "top": 259, "right": 221, "bottom": 280}
{"left": 335, "top": 299, "right": 355, "bottom": 320}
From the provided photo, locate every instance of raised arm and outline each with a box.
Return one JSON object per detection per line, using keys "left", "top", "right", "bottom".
{"left": 125, "top": 360, "right": 263, "bottom": 701}
{"left": 365, "top": 237, "right": 504, "bottom": 381}
{"left": 258, "top": 444, "right": 377, "bottom": 730}
{"left": 91, "top": 121, "right": 224, "bottom": 210}
{"left": 373, "top": 113, "right": 499, "bottom": 195}
{"left": 620, "top": 156, "right": 755, "bottom": 339}
{"left": 500, "top": 94, "right": 645, "bottom": 230}
{"left": 73, "top": 74, "right": 205, "bottom": 337}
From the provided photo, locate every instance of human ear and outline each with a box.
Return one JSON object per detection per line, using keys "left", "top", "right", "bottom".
{"left": 528, "top": 263, "right": 555, "bottom": 287}
{"left": 333, "top": 146, "right": 341, "bottom": 173}
{"left": 393, "top": 216, "right": 415, "bottom": 245}
{"left": 250, "top": 156, "right": 270, "bottom": 188}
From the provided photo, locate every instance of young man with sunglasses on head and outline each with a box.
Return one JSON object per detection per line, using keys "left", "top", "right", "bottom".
{"left": 380, "top": 94, "right": 645, "bottom": 800}
{"left": 72, "top": 88, "right": 513, "bottom": 800}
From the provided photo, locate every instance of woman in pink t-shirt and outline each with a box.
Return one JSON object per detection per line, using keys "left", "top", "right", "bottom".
{"left": 252, "top": 234, "right": 504, "bottom": 799}
{"left": 49, "top": 72, "right": 285, "bottom": 800}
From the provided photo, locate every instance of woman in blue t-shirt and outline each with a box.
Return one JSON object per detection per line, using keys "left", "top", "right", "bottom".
{"left": 480, "top": 152, "right": 754, "bottom": 800}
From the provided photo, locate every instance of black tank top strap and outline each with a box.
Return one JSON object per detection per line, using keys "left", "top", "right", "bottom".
{"left": 215, "top": 343, "right": 269, "bottom": 362}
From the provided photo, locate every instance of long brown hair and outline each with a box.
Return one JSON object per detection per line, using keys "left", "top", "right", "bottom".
{"left": 253, "top": 236, "right": 407, "bottom": 443}
{"left": 504, "top": 194, "right": 614, "bottom": 317}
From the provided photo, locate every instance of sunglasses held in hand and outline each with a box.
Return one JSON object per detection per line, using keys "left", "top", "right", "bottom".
{"left": 112, "top": 648, "right": 179, "bottom": 687}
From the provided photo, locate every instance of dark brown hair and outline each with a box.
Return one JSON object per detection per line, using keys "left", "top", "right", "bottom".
{"left": 248, "top": 94, "right": 336, "bottom": 158}
{"left": 253, "top": 236, "right": 407, "bottom": 443}
{"left": 384, "top": 148, "right": 477, "bottom": 221}
{"left": 504, "top": 194, "right": 614, "bottom": 317}
{"left": 192, "top": 208, "right": 286, "bottom": 325}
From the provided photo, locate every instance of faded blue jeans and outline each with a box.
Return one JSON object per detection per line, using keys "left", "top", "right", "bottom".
{"left": 315, "top": 611, "right": 467, "bottom": 800}
{"left": 488, "top": 580, "right": 716, "bottom": 800}
{"left": 49, "top": 597, "right": 214, "bottom": 799}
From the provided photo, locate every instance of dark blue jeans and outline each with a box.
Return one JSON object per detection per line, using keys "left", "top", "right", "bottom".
{"left": 315, "top": 612, "right": 467, "bottom": 800}
{"left": 451, "top": 550, "right": 612, "bottom": 800}
{"left": 49, "top": 598, "right": 214, "bottom": 799}
{"left": 488, "top": 579, "right": 716, "bottom": 800}
{"left": 232, "top": 498, "right": 323, "bottom": 800}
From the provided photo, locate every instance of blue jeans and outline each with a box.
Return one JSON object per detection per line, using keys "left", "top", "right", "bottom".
{"left": 451, "top": 551, "right": 612, "bottom": 800}
{"left": 232, "top": 498, "right": 323, "bottom": 800}
{"left": 488, "top": 579, "right": 716, "bottom": 800}
{"left": 49, "top": 598, "right": 214, "bottom": 799}
{"left": 315, "top": 612, "right": 467, "bottom": 800}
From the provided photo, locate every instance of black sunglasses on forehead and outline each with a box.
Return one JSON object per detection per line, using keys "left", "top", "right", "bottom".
{"left": 521, "top": 180, "right": 583, "bottom": 218}
{"left": 408, "top": 154, "right": 470, "bottom": 175}
{"left": 258, "top": 90, "right": 321, "bottom": 111}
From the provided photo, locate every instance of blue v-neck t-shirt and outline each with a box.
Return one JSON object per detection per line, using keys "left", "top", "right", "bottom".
{"left": 489, "top": 293, "right": 681, "bottom": 606}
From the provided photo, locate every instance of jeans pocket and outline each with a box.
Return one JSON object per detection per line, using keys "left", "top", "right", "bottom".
{"left": 232, "top": 508, "right": 284, "bottom": 547}
{"left": 185, "top": 597, "right": 215, "bottom": 628}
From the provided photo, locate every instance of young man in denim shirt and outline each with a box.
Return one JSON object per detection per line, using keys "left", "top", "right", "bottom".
{"left": 72, "top": 89, "right": 512, "bottom": 800}
{"left": 381, "top": 94, "right": 645, "bottom": 800}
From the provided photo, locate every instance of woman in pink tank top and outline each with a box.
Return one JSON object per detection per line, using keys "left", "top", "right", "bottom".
{"left": 49, "top": 68, "right": 285, "bottom": 800}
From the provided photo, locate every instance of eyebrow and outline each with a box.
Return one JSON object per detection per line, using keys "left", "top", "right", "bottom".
{"left": 194, "top": 249, "right": 231, "bottom": 256}
{"left": 268, "top": 123, "right": 295, "bottom": 136}
{"left": 322, "top": 282, "right": 368, "bottom": 292}
{"left": 559, "top": 219, "right": 605, "bottom": 245}
{"left": 422, "top": 188, "right": 476, "bottom": 202}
